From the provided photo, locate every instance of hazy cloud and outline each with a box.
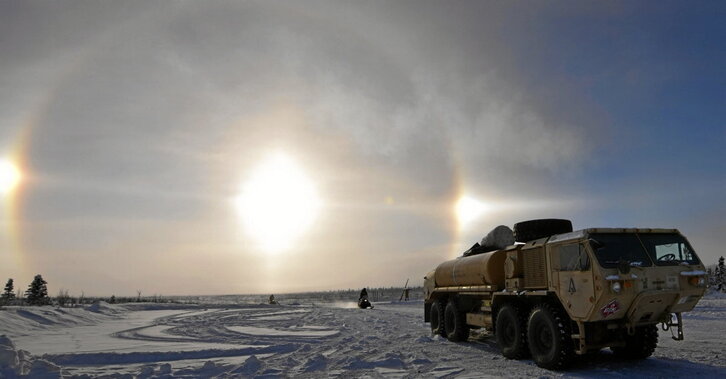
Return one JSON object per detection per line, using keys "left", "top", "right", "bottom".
{"left": 1, "top": 1, "right": 723, "bottom": 294}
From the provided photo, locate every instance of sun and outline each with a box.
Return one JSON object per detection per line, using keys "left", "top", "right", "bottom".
{"left": 0, "top": 159, "right": 21, "bottom": 194}
{"left": 456, "top": 195, "right": 488, "bottom": 227}
{"left": 235, "top": 153, "right": 321, "bottom": 252}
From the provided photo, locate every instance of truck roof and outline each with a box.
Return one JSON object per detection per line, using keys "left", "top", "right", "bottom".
{"left": 547, "top": 228, "right": 680, "bottom": 244}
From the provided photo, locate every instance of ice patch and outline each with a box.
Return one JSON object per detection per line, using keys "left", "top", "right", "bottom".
{"left": 227, "top": 325, "right": 339, "bottom": 337}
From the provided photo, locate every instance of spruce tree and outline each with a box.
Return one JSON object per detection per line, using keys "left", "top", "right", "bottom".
{"left": 25, "top": 274, "right": 49, "bottom": 305}
{"left": 1, "top": 278, "right": 15, "bottom": 305}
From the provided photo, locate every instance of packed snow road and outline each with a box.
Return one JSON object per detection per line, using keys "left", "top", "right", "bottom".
{"left": 1, "top": 294, "right": 725, "bottom": 377}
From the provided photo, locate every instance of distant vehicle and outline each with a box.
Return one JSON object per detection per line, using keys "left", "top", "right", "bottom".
{"left": 358, "top": 298, "right": 373, "bottom": 309}
{"left": 358, "top": 288, "right": 373, "bottom": 309}
{"left": 424, "top": 219, "right": 707, "bottom": 369}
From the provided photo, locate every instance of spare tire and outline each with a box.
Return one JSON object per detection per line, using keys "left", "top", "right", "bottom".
{"left": 513, "top": 219, "right": 572, "bottom": 242}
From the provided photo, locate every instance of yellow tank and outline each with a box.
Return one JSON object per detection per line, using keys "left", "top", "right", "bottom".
{"left": 434, "top": 249, "right": 507, "bottom": 288}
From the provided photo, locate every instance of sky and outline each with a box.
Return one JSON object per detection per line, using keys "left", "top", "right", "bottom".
{"left": 0, "top": 1, "right": 724, "bottom": 296}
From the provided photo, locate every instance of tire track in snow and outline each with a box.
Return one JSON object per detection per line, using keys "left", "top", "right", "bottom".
{"left": 42, "top": 344, "right": 297, "bottom": 365}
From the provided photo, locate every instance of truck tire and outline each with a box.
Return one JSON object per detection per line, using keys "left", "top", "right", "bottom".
{"left": 430, "top": 300, "right": 447, "bottom": 337}
{"left": 444, "top": 300, "right": 469, "bottom": 342}
{"left": 611, "top": 325, "right": 658, "bottom": 359}
{"left": 495, "top": 305, "right": 529, "bottom": 359}
{"left": 513, "top": 219, "right": 573, "bottom": 242}
{"left": 527, "top": 303, "right": 574, "bottom": 370}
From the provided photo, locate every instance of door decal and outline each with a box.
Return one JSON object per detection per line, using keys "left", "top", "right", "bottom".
{"left": 601, "top": 299, "right": 620, "bottom": 317}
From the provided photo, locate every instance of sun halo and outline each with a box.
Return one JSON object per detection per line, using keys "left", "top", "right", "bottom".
{"left": 0, "top": 159, "right": 21, "bottom": 195}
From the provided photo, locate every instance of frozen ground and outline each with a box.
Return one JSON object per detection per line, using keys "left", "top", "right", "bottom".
{"left": 1, "top": 293, "right": 725, "bottom": 378}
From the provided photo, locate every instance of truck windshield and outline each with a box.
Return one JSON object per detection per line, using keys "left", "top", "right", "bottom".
{"left": 638, "top": 233, "right": 700, "bottom": 266}
{"left": 589, "top": 233, "right": 652, "bottom": 268}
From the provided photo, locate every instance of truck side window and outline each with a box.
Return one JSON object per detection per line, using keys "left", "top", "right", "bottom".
{"left": 556, "top": 244, "right": 589, "bottom": 271}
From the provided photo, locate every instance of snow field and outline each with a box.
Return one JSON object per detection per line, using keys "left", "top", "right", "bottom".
{"left": 0, "top": 294, "right": 724, "bottom": 377}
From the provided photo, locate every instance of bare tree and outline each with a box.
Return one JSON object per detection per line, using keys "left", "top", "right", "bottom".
{"left": 718, "top": 256, "right": 725, "bottom": 292}
{"left": 57, "top": 289, "right": 71, "bottom": 307}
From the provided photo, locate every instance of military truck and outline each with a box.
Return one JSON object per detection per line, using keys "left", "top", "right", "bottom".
{"left": 423, "top": 219, "right": 707, "bottom": 369}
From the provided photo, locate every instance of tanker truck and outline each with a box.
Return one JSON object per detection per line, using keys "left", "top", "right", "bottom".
{"left": 423, "top": 219, "right": 707, "bottom": 369}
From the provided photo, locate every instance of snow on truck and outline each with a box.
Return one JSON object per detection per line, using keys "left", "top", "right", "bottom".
{"left": 423, "top": 219, "right": 707, "bottom": 369}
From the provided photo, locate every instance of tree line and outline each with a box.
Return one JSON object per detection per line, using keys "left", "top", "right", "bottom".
{"left": 3, "top": 259, "right": 723, "bottom": 308}
{"left": 0, "top": 274, "right": 175, "bottom": 307}
{"left": 1, "top": 275, "right": 50, "bottom": 306}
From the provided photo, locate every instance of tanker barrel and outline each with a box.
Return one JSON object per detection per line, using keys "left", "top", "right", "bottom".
{"left": 434, "top": 249, "right": 508, "bottom": 288}
{"left": 435, "top": 225, "right": 514, "bottom": 288}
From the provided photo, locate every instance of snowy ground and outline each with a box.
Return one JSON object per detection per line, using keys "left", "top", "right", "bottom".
{"left": 1, "top": 293, "right": 725, "bottom": 378}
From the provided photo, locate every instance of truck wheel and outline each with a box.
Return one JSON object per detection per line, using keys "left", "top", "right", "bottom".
{"left": 444, "top": 300, "right": 469, "bottom": 342}
{"left": 495, "top": 305, "right": 529, "bottom": 359}
{"left": 527, "top": 304, "right": 574, "bottom": 370}
{"left": 430, "top": 300, "right": 447, "bottom": 337}
{"left": 513, "top": 219, "right": 572, "bottom": 242}
{"left": 611, "top": 325, "right": 658, "bottom": 359}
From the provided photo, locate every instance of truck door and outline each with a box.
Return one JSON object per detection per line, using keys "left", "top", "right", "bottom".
{"left": 552, "top": 243, "right": 595, "bottom": 319}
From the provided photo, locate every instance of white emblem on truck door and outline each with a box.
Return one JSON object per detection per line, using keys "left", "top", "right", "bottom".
{"left": 667, "top": 276, "right": 679, "bottom": 289}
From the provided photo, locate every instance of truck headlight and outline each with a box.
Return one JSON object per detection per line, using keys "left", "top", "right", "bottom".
{"left": 689, "top": 277, "right": 706, "bottom": 287}
{"left": 611, "top": 281, "right": 622, "bottom": 293}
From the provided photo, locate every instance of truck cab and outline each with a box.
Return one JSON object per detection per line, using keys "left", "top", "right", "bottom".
{"left": 543, "top": 229, "right": 705, "bottom": 350}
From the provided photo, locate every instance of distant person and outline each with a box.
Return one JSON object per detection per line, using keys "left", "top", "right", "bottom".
{"left": 269, "top": 294, "right": 278, "bottom": 305}
{"left": 403, "top": 288, "right": 410, "bottom": 301}
{"left": 359, "top": 288, "right": 368, "bottom": 301}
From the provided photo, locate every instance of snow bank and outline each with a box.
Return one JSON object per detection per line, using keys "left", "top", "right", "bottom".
{"left": 0, "top": 335, "right": 64, "bottom": 378}
{"left": 0, "top": 305, "right": 122, "bottom": 336}
{"left": 84, "top": 300, "right": 126, "bottom": 314}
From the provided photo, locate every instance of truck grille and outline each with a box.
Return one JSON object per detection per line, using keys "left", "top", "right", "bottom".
{"left": 523, "top": 247, "right": 547, "bottom": 288}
